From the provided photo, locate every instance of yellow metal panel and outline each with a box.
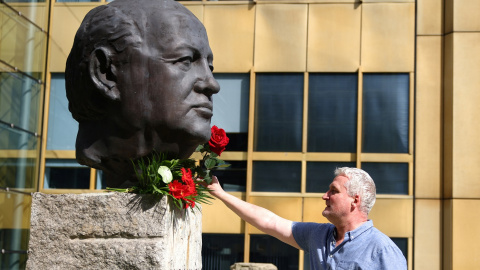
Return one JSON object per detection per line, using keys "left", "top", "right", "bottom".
{"left": 49, "top": 4, "right": 98, "bottom": 72}
{"left": 361, "top": 3, "right": 415, "bottom": 72}
{"left": 303, "top": 197, "right": 329, "bottom": 223}
{"left": 451, "top": 33, "right": 480, "bottom": 198}
{"left": 415, "top": 36, "right": 442, "bottom": 199}
{"left": 416, "top": 0, "right": 443, "bottom": 35}
{"left": 254, "top": 4, "right": 307, "bottom": 72}
{"left": 202, "top": 192, "right": 245, "bottom": 233}
{"left": 368, "top": 198, "right": 413, "bottom": 237}
{"left": 248, "top": 196, "right": 302, "bottom": 234}
{"left": 0, "top": 193, "right": 32, "bottom": 229}
{"left": 451, "top": 199, "right": 480, "bottom": 269}
{"left": 451, "top": 0, "right": 480, "bottom": 32}
{"left": 307, "top": 4, "right": 360, "bottom": 72}
{"left": 414, "top": 199, "right": 441, "bottom": 270}
{"left": 204, "top": 4, "right": 254, "bottom": 73}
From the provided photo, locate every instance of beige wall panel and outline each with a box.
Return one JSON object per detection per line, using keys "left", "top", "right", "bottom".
{"left": 451, "top": 0, "right": 480, "bottom": 32}
{"left": 202, "top": 192, "right": 244, "bottom": 233}
{"left": 451, "top": 199, "right": 480, "bottom": 269}
{"left": 204, "top": 5, "right": 254, "bottom": 73}
{"left": 248, "top": 197, "right": 302, "bottom": 234}
{"left": 307, "top": 4, "right": 360, "bottom": 72}
{"left": 368, "top": 198, "right": 413, "bottom": 237}
{"left": 50, "top": 5, "right": 97, "bottom": 72}
{"left": 183, "top": 4, "right": 203, "bottom": 22}
{"left": 254, "top": 4, "right": 307, "bottom": 72}
{"left": 451, "top": 33, "right": 480, "bottom": 198}
{"left": 414, "top": 199, "right": 441, "bottom": 270}
{"left": 416, "top": 0, "right": 443, "bottom": 35}
{"left": 303, "top": 197, "right": 329, "bottom": 223}
{"left": 0, "top": 193, "right": 31, "bottom": 229}
{"left": 415, "top": 36, "right": 442, "bottom": 198}
{"left": 361, "top": 3, "right": 415, "bottom": 72}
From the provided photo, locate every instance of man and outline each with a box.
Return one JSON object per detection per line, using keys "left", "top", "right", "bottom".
{"left": 206, "top": 167, "right": 407, "bottom": 269}
{"left": 65, "top": 0, "right": 220, "bottom": 187}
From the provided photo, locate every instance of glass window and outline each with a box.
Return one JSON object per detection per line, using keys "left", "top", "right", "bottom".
{"left": 361, "top": 163, "right": 408, "bottom": 195}
{"left": 308, "top": 74, "right": 357, "bottom": 153}
{"left": 0, "top": 158, "right": 36, "bottom": 189}
{"left": 391, "top": 237, "right": 408, "bottom": 262}
{"left": 250, "top": 234, "right": 298, "bottom": 270}
{"left": 212, "top": 73, "right": 249, "bottom": 152}
{"left": 202, "top": 233, "right": 244, "bottom": 269}
{"left": 0, "top": 229, "right": 29, "bottom": 269}
{"left": 213, "top": 161, "right": 247, "bottom": 192}
{"left": 0, "top": 72, "right": 41, "bottom": 134}
{"left": 44, "top": 159, "right": 90, "bottom": 189}
{"left": 0, "top": 124, "right": 37, "bottom": 150}
{"left": 306, "top": 162, "right": 356, "bottom": 193}
{"left": 47, "top": 73, "right": 78, "bottom": 150}
{"left": 254, "top": 73, "right": 303, "bottom": 152}
{"left": 252, "top": 161, "right": 301, "bottom": 192}
{"left": 362, "top": 74, "right": 409, "bottom": 153}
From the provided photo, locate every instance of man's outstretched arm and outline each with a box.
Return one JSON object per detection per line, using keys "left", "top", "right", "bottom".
{"left": 205, "top": 176, "right": 301, "bottom": 250}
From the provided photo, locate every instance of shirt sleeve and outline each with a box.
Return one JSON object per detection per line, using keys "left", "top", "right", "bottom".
{"left": 292, "top": 222, "right": 331, "bottom": 251}
{"left": 372, "top": 245, "right": 408, "bottom": 270}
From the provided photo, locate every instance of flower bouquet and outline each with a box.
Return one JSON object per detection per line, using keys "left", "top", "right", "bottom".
{"left": 107, "top": 126, "right": 230, "bottom": 210}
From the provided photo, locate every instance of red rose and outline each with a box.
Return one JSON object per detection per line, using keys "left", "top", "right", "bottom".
{"left": 208, "top": 125, "right": 229, "bottom": 156}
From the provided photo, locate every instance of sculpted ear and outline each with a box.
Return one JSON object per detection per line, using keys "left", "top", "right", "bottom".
{"left": 89, "top": 47, "right": 120, "bottom": 101}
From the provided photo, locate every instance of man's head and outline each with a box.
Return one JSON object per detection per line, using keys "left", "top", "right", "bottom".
{"left": 322, "top": 167, "right": 376, "bottom": 222}
{"left": 65, "top": 0, "right": 220, "bottom": 185}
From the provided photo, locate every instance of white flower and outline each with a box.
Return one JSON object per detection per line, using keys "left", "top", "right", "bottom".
{"left": 158, "top": 166, "right": 173, "bottom": 183}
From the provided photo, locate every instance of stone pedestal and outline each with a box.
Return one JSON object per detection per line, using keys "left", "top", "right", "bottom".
{"left": 230, "top": 263, "right": 278, "bottom": 270}
{"left": 26, "top": 192, "right": 202, "bottom": 269}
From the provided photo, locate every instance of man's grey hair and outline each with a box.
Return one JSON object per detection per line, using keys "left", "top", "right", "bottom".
{"left": 335, "top": 167, "right": 376, "bottom": 214}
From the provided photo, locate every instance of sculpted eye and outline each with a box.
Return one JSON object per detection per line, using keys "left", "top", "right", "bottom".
{"left": 175, "top": 56, "right": 193, "bottom": 70}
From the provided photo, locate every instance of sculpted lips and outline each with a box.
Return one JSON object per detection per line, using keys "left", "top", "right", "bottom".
{"left": 192, "top": 102, "right": 213, "bottom": 118}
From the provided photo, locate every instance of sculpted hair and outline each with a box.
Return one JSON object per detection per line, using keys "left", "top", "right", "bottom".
{"left": 65, "top": 1, "right": 144, "bottom": 122}
{"left": 335, "top": 167, "right": 376, "bottom": 214}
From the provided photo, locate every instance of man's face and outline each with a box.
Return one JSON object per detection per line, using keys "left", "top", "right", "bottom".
{"left": 322, "top": 175, "right": 354, "bottom": 222}
{"left": 116, "top": 9, "right": 220, "bottom": 145}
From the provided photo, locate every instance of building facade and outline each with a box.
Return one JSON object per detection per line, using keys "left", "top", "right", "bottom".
{"left": 1, "top": 0, "right": 479, "bottom": 269}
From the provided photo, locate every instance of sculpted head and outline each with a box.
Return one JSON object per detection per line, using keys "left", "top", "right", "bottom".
{"left": 65, "top": 0, "right": 220, "bottom": 187}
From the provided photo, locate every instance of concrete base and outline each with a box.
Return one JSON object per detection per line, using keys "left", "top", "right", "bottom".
{"left": 26, "top": 192, "right": 202, "bottom": 269}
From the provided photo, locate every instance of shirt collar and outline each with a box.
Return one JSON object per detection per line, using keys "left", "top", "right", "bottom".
{"left": 346, "top": 220, "right": 373, "bottom": 241}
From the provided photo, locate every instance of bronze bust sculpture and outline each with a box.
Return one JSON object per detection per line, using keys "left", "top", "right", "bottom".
{"left": 65, "top": 0, "right": 220, "bottom": 187}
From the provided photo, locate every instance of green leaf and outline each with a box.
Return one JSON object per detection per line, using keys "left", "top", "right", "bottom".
{"left": 204, "top": 157, "right": 216, "bottom": 169}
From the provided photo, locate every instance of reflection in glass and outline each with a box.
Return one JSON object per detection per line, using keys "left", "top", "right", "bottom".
{"left": 254, "top": 73, "right": 303, "bottom": 152}
{"left": 250, "top": 234, "right": 299, "bottom": 270}
{"left": 212, "top": 73, "right": 249, "bottom": 152}
{"left": 306, "top": 162, "right": 356, "bottom": 193}
{"left": 0, "top": 8, "right": 46, "bottom": 78}
{"left": 202, "top": 234, "right": 244, "bottom": 269}
{"left": 361, "top": 163, "right": 408, "bottom": 195}
{"left": 0, "top": 228, "right": 29, "bottom": 269}
{"left": 252, "top": 161, "right": 301, "bottom": 192}
{"left": 0, "top": 158, "right": 36, "bottom": 189}
{"left": 308, "top": 74, "right": 357, "bottom": 153}
{"left": 0, "top": 124, "right": 37, "bottom": 150}
{"left": 44, "top": 159, "right": 90, "bottom": 189}
{"left": 47, "top": 73, "right": 78, "bottom": 150}
{"left": 0, "top": 72, "right": 41, "bottom": 133}
{"left": 363, "top": 74, "right": 409, "bottom": 153}
{"left": 213, "top": 161, "right": 247, "bottom": 192}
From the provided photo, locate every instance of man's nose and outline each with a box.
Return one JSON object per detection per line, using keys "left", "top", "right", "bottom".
{"left": 194, "top": 62, "right": 220, "bottom": 96}
{"left": 322, "top": 192, "right": 329, "bottom": 200}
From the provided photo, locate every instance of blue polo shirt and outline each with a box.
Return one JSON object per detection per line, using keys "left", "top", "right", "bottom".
{"left": 292, "top": 220, "right": 407, "bottom": 270}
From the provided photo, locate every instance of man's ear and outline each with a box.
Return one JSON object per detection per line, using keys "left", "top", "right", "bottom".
{"left": 89, "top": 47, "right": 120, "bottom": 101}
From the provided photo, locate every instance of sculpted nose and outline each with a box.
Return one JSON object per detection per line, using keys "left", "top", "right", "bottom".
{"left": 194, "top": 63, "right": 220, "bottom": 96}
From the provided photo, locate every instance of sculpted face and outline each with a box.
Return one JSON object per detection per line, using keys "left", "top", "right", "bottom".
{"left": 115, "top": 8, "right": 220, "bottom": 150}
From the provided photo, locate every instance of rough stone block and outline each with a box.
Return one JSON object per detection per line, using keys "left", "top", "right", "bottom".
{"left": 26, "top": 192, "right": 202, "bottom": 269}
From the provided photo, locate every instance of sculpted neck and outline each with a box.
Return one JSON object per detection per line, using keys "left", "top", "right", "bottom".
{"left": 75, "top": 120, "right": 199, "bottom": 187}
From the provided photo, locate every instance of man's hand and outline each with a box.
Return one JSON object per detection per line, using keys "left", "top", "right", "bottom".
{"left": 203, "top": 175, "right": 225, "bottom": 199}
